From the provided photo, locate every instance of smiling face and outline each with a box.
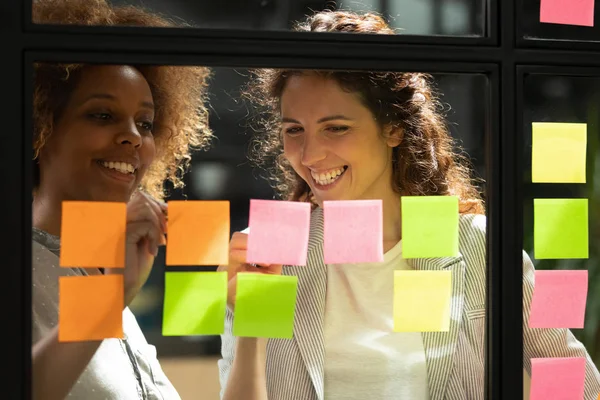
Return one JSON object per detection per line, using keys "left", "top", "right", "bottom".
{"left": 38, "top": 65, "right": 156, "bottom": 203}
{"left": 280, "top": 73, "right": 401, "bottom": 205}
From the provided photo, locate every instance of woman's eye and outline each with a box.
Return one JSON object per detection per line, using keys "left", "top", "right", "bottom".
{"left": 137, "top": 121, "right": 154, "bottom": 132}
{"left": 89, "top": 112, "right": 112, "bottom": 121}
{"left": 327, "top": 126, "right": 349, "bottom": 133}
{"left": 285, "top": 127, "right": 303, "bottom": 135}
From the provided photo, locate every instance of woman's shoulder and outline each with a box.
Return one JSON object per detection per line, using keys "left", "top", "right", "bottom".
{"left": 458, "top": 213, "right": 487, "bottom": 246}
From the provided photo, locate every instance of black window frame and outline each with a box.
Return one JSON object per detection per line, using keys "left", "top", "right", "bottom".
{"left": 3, "top": 0, "right": 600, "bottom": 398}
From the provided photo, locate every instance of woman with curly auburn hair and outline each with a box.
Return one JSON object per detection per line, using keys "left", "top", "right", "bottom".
{"left": 217, "top": 9, "right": 600, "bottom": 400}
{"left": 31, "top": 1, "right": 211, "bottom": 399}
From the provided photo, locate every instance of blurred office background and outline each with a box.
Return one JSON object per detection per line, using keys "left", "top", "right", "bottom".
{"left": 36, "top": 0, "right": 600, "bottom": 398}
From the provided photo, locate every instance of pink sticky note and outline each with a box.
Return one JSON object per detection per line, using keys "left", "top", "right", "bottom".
{"left": 323, "top": 200, "right": 384, "bottom": 264}
{"left": 540, "top": 0, "right": 595, "bottom": 27}
{"left": 529, "top": 270, "right": 588, "bottom": 329}
{"left": 530, "top": 357, "right": 586, "bottom": 400}
{"left": 246, "top": 200, "right": 311, "bottom": 266}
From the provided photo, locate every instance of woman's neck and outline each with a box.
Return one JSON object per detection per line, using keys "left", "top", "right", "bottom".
{"left": 381, "top": 192, "right": 402, "bottom": 252}
{"left": 32, "top": 191, "right": 63, "bottom": 237}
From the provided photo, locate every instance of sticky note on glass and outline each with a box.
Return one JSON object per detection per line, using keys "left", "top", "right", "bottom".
{"left": 532, "top": 122, "right": 587, "bottom": 183}
{"left": 530, "top": 357, "right": 586, "bottom": 400}
{"left": 393, "top": 270, "right": 452, "bottom": 332}
{"left": 540, "top": 0, "right": 595, "bottom": 27}
{"left": 401, "top": 196, "right": 459, "bottom": 258}
{"left": 60, "top": 201, "right": 126, "bottom": 268}
{"left": 323, "top": 200, "right": 383, "bottom": 264}
{"left": 162, "top": 271, "right": 227, "bottom": 336}
{"left": 534, "top": 199, "right": 588, "bottom": 259}
{"left": 59, "top": 275, "right": 123, "bottom": 342}
{"left": 233, "top": 273, "right": 298, "bottom": 339}
{"left": 529, "top": 270, "right": 588, "bottom": 329}
{"left": 166, "top": 201, "right": 230, "bottom": 266}
{"left": 246, "top": 200, "right": 311, "bottom": 266}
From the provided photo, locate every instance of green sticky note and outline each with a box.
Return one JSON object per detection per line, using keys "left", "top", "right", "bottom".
{"left": 233, "top": 273, "right": 298, "bottom": 339}
{"left": 393, "top": 270, "right": 452, "bottom": 332}
{"left": 532, "top": 122, "right": 587, "bottom": 183}
{"left": 401, "top": 196, "right": 459, "bottom": 258}
{"left": 534, "top": 199, "right": 588, "bottom": 259}
{"left": 162, "top": 271, "right": 227, "bottom": 336}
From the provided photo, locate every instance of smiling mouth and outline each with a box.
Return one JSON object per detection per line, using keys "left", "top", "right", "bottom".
{"left": 98, "top": 160, "right": 136, "bottom": 174}
{"left": 96, "top": 160, "right": 138, "bottom": 183}
{"left": 310, "top": 166, "right": 348, "bottom": 187}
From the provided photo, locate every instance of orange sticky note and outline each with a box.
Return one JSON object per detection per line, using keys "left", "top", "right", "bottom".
{"left": 166, "top": 201, "right": 230, "bottom": 266}
{"left": 60, "top": 201, "right": 126, "bottom": 268}
{"left": 58, "top": 275, "right": 124, "bottom": 342}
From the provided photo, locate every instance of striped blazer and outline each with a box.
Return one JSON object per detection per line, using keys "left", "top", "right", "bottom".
{"left": 219, "top": 207, "right": 600, "bottom": 399}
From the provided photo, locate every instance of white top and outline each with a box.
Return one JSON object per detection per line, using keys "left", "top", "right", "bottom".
{"left": 324, "top": 239, "right": 430, "bottom": 400}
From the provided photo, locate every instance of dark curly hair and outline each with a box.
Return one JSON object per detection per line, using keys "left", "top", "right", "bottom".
{"left": 244, "top": 10, "right": 484, "bottom": 214}
{"left": 32, "top": 0, "right": 212, "bottom": 199}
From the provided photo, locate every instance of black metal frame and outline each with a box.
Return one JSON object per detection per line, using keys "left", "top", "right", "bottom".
{"left": 3, "top": 0, "right": 600, "bottom": 398}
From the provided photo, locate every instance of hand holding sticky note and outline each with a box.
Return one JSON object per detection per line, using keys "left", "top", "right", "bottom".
{"left": 529, "top": 270, "right": 588, "bottom": 329}
{"left": 59, "top": 275, "right": 124, "bottom": 342}
{"left": 233, "top": 273, "right": 298, "bottom": 339}
{"left": 166, "top": 201, "right": 230, "bottom": 266}
{"left": 532, "top": 122, "right": 587, "bottom": 183}
{"left": 246, "top": 200, "right": 311, "bottom": 266}
{"left": 534, "top": 198, "right": 588, "bottom": 259}
{"left": 60, "top": 201, "right": 126, "bottom": 268}
{"left": 401, "top": 196, "right": 459, "bottom": 258}
{"left": 393, "top": 270, "right": 452, "bottom": 332}
{"left": 162, "top": 271, "right": 227, "bottom": 335}
{"left": 323, "top": 200, "right": 384, "bottom": 264}
{"left": 529, "top": 357, "right": 586, "bottom": 400}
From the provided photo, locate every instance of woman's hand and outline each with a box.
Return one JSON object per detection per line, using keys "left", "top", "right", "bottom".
{"left": 217, "top": 232, "right": 282, "bottom": 311}
{"left": 106, "top": 190, "right": 167, "bottom": 307}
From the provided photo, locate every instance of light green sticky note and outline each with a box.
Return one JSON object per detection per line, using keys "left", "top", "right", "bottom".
{"left": 532, "top": 122, "right": 587, "bottom": 183}
{"left": 534, "top": 199, "right": 588, "bottom": 259}
{"left": 162, "top": 271, "right": 227, "bottom": 336}
{"left": 233, "top": 273, "right": 298, "bottom": 339}
{"left": 401, "top": 196, "right": 459, "bottom": 258}
{"left": 393, "top": 270, "right": 452, "bottom": 332}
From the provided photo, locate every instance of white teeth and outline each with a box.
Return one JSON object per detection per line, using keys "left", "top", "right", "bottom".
{"left": 310, "top": 167, "right": 346, "bottom": 186}
{"left": 101, "top": 161, "right": 135, "bottom": 174}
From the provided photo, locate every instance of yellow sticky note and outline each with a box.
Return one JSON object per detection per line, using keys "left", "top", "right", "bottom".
{"left": 532, "top": 122, "right": 587, "bottom": 183}
{"left": 393, "top": 270, "right": 452, "bottom": 332}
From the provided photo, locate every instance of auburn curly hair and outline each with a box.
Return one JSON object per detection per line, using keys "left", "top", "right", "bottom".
{"left": 32, "top": 0, "right": 212, "bottom": 199}
{"left": 244, "top": 10, "right": 484, "bottom": 214}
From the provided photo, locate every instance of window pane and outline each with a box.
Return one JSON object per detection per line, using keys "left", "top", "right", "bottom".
{"left": 32, "top": 0, "right": 486, "bottom": 37}
{"left": 31, "top": 62, "right": 489, "bottom": 398}
{"left": 522, "top": 0, "right": 600, "bottom": 43}
{"left": 522, "top": 74, "right": 600, "bottom": 397}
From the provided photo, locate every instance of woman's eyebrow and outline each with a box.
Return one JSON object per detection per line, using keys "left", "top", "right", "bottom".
{"left": 80, "top": 93, "right": 154, "bottom": 110}
{"left": 281, "top": 115, "right": 354, "bottom": 124}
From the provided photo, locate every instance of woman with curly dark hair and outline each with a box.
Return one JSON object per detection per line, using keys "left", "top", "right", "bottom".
{"left": 31, "top": 1, "right": 212, "bottom": 399}
{"left": 217, "top": 10, "right": 600, "bottom": 400}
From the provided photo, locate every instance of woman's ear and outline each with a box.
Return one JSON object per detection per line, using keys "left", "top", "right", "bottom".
{"left": 384, "top": 126, "right": 403, "bottom": 148}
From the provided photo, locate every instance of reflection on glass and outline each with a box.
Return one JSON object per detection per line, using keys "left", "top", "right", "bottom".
{"left": 33, "top": 0, "right": 486, "bottom": 36}
{"left": 523, "top": 74, "right": 600, "bottom": 397}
